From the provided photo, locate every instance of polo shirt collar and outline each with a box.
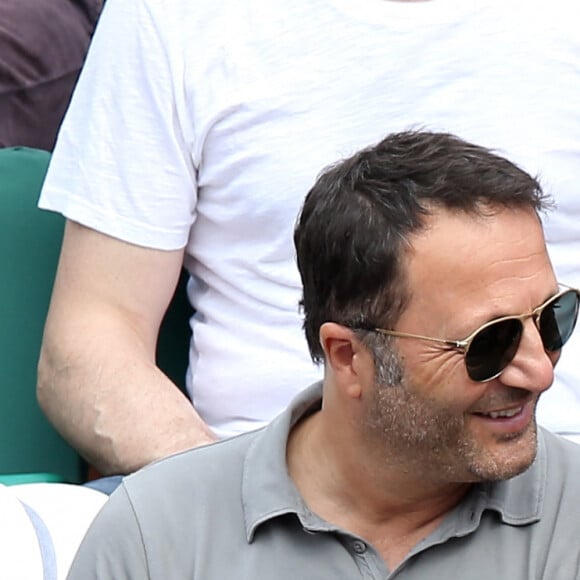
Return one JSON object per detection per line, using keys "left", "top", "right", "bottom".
{"left": 242, "top": 381, "right": 324, "bottom": 541}
{"left": 474, "top": 427, "right": 546, "bottom": 526}
{"left": 242, "top": 381, "right": 546, "bottom": 542}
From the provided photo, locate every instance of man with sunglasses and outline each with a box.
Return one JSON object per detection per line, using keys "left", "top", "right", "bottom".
{"left": 67, "top": 131, "right": 580, "bottom": 579}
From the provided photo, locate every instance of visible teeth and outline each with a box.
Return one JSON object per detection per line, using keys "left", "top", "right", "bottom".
{"left": 487, "top": 407, "right": 522, "bottom": 419}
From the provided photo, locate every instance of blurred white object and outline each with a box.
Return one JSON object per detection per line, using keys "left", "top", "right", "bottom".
{"left": 0, "top": 483, "right": 107, "bottom": 580}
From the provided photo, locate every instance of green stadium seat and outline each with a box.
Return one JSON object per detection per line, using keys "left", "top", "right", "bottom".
{"left": 0, "top": 146, "right": 192, "bottom": 484}
{"left": 0, "top": 147, "right": 83, "bottom": 483}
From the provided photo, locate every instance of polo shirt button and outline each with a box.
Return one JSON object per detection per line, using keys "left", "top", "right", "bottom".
{"left": 352, "top": 540, "right": 367, "bottom": 554}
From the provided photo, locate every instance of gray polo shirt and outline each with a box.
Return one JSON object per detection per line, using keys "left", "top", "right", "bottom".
{"left": 68, "top": 383, "right": 580, "bottom": 579}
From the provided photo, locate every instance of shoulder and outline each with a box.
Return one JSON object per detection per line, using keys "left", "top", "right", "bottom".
{"left": 99, "top": 430, "right": 262, "bottom": 574}
{"left": 540, "top": 428, "right": 580, "bottom": 478}
{"left": 122, "top": 428, "right": 260, "bottom": 517}
{"left": 528, "top": 430, "right": 580, "bottom": 578}
{"left": 536, "top": 428, "right": 580, "bottom": 529}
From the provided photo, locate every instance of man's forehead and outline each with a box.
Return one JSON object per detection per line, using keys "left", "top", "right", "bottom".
{"left": 405, "top": 205, "right": 544, "bottom": 269}
{"left": 400, "top": 206, "right": 555, "bottom": 323}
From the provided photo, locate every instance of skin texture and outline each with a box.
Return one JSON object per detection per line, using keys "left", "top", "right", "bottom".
{"left": 362, "top": 206, "right": 558, "bottom": 483}
{"left": 287, "top": 205, "right": 558, "bottom": 570}
{"left": 37, "top": 221, "right": 216, "bottom": 475}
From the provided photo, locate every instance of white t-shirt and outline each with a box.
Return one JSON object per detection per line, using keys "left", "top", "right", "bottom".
{"left": 40, "top": 0, "right": 580, "bottom": 438}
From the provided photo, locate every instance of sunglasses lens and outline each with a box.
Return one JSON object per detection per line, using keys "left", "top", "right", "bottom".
{"left": 539, "top": 290, "right": 580, "bottom": 351}
{"left": 465, "top": 318, "right": 522, "bottom": 382}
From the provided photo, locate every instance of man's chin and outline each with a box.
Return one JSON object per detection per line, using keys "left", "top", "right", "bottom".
{"left": 467, "top": 422, "right": 538, "bottom": 482}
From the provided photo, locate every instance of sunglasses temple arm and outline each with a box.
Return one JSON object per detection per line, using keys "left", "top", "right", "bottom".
{"left": 374, "top": 328, "right": 467, "bottom": 350}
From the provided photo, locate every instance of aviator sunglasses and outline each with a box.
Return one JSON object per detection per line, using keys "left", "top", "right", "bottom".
{"left": 365, "top": 286, "right": 580, "bottom": 382}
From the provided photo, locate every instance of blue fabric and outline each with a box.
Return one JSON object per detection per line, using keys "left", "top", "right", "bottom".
{"left": 20, "top": 500, "right": 57, "bottom": 580}
{"left": 83, "top": 475, "right": 123, "bottom": 495}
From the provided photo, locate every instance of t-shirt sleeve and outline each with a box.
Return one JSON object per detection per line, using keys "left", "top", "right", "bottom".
{"left": 67, "top": 484, "right": 149, "bottom": 579}
{"left": 39, "top": 0, "right": 198, "bottom": 250}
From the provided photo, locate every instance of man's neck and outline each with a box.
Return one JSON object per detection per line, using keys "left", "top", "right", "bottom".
{"left": 287, "top": 410, "right": 471, "bottom": 570}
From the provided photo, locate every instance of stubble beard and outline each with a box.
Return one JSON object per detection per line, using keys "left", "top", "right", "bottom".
{"left": 363, "top": 345, "right": 538, "bottom": 483}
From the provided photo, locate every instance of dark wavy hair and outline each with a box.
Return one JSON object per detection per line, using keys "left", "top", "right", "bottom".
{"left": 294, "top": 130, "right": 551, "bottom": 363}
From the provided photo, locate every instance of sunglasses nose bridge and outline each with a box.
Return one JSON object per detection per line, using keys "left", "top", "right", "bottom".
{"left": 514, "top": 314, "right": 553, "bottom": 362}
{"left": 521, "top": 299, "right": 553, "bottom": 343}
{"left": 530, "top": 309, "right": 543, "bottom": 332}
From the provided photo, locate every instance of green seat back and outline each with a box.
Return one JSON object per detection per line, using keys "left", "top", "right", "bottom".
{"left": 0, "top": 147, "right": 83, "bottom": 483}
{"left": 0, "top": 147, "right": 192, "bottom": 484}
{"left": 156, "top": 267, "right": 192, "bottom": 393}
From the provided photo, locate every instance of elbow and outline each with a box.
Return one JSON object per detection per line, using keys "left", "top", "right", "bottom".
{"left": 36, "top": 340, "right": 61, "bottom": 418}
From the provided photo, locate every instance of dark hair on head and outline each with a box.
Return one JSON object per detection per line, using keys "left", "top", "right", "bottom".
{"left": 294, "top": 129, "right": 551, "bottom": 363}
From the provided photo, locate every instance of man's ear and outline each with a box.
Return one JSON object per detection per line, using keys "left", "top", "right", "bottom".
{"left": 319, "top": 322, "right": 368, "bottom": 398}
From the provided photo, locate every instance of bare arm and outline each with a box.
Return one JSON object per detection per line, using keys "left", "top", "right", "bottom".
{"left": 37, "top": 220, "right": 216, "bottom": 475}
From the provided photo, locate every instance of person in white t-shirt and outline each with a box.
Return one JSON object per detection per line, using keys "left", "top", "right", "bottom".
{"left": 38, "top": 0, "right": 580, "bottom": 477}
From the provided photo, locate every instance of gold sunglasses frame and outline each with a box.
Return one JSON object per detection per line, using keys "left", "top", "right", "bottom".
{"left": 370, "top": 285, "right": 580, "bottom": 382}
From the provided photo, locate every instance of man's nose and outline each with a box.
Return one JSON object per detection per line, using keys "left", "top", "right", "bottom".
{"left": 498, "top": 318, "right": 557, "bottom": 393}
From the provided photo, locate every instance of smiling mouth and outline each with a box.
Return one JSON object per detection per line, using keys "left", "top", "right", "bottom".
{"left": 474, "top": 405, "right": 525, "bottom": 419}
